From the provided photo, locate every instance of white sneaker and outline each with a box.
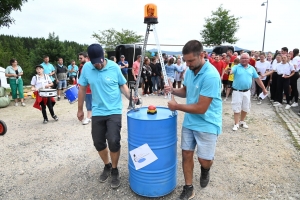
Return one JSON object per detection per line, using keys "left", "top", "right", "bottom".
{"left": 21, "top": 102, "right": 26, "bottom": 107}
{"left": 282, "top": 100, "right": 287, "bottom": 104}
{"left": 239, "top": 121, "right": 249, "bottom": 129}
{"left": 164, "top": 95, "right": 167, "bottom": 99}
{"left": 143, "top": 94, "right": 148, "bottom": 97}
{"left": 270, "top": 99, "right": 274, "bottom": 102}
{"left": 285, "top": 105, "right": 291, "bottom": 110}
{"left": 223, "top": 98, "right": 227, "bottom": 102}
{"left": 291, "top": 102, "right": 298, "bottom": 107}
{"left": 82, "top": 118, "right": 91, "bottom": 125}
{"left": 273, "top": 103, "right": 282, "bottom": 107}
{"left": 273, "top": 101, "right": 279, "bottom": 104}
{"left": 232, "top": 124, "right": 239, "bottom": 131}
{"left": 253, "top": 97, "right": 258, "bottom": 101}
{"left": 257, "top": 101, "right": 262, "bottom": 105}
{"left": 15, "top": 103, "right": 18, "bottom": 106}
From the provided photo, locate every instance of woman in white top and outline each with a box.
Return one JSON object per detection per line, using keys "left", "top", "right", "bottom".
{"left": 255, "top": 53, "right": 270, "bottom": 104}
{"left": 269, "top": 54, "right": 282, "bottom": 102}
{"left": 173, "top": 58, "right": 185, "bottom": 89}
{"left": 293, "top": 49, "right": 300, "bottom": 114}
{"left": 31, "top": 65, "right": 59, "bottom": 124}
{"left": 275, "top": 54, "right": 294, "bottom": 109}
{"left": 288, "top": 49, "right": 300, "bottom": 107}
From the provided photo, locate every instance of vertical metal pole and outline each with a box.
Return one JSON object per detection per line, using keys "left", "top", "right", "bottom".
{"left": 132, "top": 24, "right": 151, "bottom": 110}
{"left": 262, "top": 0, "right": 268, "bottom": 52}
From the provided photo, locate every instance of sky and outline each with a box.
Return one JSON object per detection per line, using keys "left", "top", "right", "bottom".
{"left": 0, "top": 0, "right": 299, "bottom": 53}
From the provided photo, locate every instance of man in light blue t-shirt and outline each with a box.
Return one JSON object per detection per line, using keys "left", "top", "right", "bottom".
{"left": 67, "top": 60, "right": 78, "bottom": 84}
{"left": 77, "top": 44, "right": 133, "bottom": 189}
{"left": 228, "top": 53, "right": 267, "bottom": 131}
{"left": 41, "top": 55, "right": 56, "bottom": 89}
{"left": 165, "top": 40, "right": 222, "bottom": 200}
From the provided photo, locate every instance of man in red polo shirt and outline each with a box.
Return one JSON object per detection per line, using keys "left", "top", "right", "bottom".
{"left": 227, "top": 49, "right": 237, "bottom": 64}
{"left": 210, "top": 55, "right": 224, "bottom": 77}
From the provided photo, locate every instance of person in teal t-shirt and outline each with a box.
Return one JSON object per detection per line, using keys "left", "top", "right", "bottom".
{"left": 164, "top": 40, "right": 222, "bottom": 200}
{"left": 77, "top": 44, "right": 135, "bottom": 189}
{"left": 40, "top": 55, "right": 56, "bottom": 89}
{"left": 67, "top": 60, "right": 78, "bottom": 84}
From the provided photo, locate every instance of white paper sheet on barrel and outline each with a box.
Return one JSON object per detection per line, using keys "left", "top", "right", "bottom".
{"left": 129, "top": 143, "right": 158, "bottom": 170}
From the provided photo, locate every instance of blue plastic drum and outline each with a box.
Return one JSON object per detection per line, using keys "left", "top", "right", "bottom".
{"left": 64, "top": 85, "right": 78, "bottom": 104}
{"left": 127, "top": 106, "right": 177, "bottom": 197}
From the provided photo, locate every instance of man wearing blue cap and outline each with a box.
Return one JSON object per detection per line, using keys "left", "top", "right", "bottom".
{"left": 77, "top": 44, "right": 132, "bottom": 189}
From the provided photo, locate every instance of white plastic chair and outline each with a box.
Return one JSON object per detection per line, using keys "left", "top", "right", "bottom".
{"left": 0, "top": 67, "right": 10, "bottom": 88}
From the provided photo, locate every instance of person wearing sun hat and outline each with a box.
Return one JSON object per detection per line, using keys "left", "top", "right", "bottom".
{"left": 77, "top": 44, "right": 134, "bottom": 189}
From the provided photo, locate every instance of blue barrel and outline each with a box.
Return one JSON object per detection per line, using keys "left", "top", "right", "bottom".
{"left": 127, "top": 106, "right": 177, "bottom": 197}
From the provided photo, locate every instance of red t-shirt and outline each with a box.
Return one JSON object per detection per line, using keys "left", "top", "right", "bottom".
{"left": 249, "top": 58, "right": 256, "bottom": 68}
{"left": 222, "top": 61, "right": 229, "bottom": 80}
{"left": 77, "top": 64, "right": 91, "bottom": 94}
{"left": 210, "top": 60, "right": 224, "bottom": 77}
{"left": 230, "top": 55, "right": 237, "bottom": 63}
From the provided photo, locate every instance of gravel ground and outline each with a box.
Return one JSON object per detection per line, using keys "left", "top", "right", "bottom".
{"left": 0, "top": 93, "right": 300, "bottom": 200}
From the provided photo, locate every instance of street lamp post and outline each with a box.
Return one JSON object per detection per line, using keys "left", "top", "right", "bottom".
{"left": 261, "top": 0, "right": 271, "bottom": 52}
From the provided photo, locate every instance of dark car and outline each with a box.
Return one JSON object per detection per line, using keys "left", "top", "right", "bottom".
{"left": 212, "top": 45, "right": 235, "bottom": 55}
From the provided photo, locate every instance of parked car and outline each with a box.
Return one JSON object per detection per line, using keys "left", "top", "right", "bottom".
{"left": 212, "top": 45, "right": 235, "bottom": 55}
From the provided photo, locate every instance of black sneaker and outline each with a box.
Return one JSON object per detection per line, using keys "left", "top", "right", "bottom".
{"left": 200, "top": 167, "right": 210, "bottom": 188}
{"left": 178, "top": 185, "right": 195, "bottom": 200}
{"left": 57, "top": 97, "right": 61, "bottom": 101}
{"left": 64, "top": 96, "right": 67, "bottom": 99}
{"left": 110, "top": 168, "right": 120, "bottom": 189}
{"left": 99, "top": 163, "right": 112, "bottom": 183}
{"left": 52, "top": 115, "right": 59, "bottom": 121}
{"left": 43, "top": 119, "right": 48, "bottom": 124}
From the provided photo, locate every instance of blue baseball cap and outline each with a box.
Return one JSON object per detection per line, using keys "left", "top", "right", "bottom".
{"left": 87, "top": 44, "right": 104, "bottom": 64}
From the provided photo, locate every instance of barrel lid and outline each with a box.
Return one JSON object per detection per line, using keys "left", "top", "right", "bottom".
{"left": 127, "top": 106, "right": 176, "bottom": 120}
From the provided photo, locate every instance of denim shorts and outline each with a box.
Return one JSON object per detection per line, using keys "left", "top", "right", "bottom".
{"left": 57, "top": 80, "right": 67, "bottom": 89}
{"left": 181, "top": 127, "right": 218, "bottom": 160}
{"left": 85, "top": 94, "right": 92, "bottom": 111}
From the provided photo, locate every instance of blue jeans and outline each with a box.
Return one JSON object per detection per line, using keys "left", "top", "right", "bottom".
{"left": 85, "top": 94, "right": 92, "bottom": 111}
{"left": 151, "top": 76, "right": 160, "bottom": 92}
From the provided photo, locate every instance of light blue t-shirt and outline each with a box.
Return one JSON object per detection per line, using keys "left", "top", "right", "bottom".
{"left": 183, "top": 61, "right": 222, "bottom": 135}
{"left": 67, "top": 65, "right": 78, "bottom": 76}
{"left": 232, "top": 64, "right": 259, "bottom": 90}
{"left": 78, "top": 59, "right": 127, "bottom": 116}
{"left": 165, "top": 64, "right": 183, "bottom": 79}
{"left": 41, "top": 62, "right": 55, "bottom": 81}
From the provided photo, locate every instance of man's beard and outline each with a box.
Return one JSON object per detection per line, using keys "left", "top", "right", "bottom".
{"left": 191, "top": 64, "right": 201, "bottom": 72}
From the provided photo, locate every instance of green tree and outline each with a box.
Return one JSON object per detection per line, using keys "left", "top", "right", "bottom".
{"left": 0, "top": 0, "right": 28, "bottom": 28}
{"left": 200, "top": 5, "right": 240, "bottom": 46}
{"left": 92, "top": 28, "right": 144, "bottom": 51}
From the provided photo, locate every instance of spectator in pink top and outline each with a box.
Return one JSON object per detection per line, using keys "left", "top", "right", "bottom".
{"left": 132, "top": 55, "right": 141, "bottom": 81}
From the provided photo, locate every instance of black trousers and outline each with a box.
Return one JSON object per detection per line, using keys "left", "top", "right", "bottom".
{"left": 255, "top": 79, "right": 267, "bottom": 97}
{"left": 270, "top": 72, "right": 278, "bottom": 101}
{"left": 277, "top": 76, "right": 290, "bottom": 104}
{"left": 144, "top": 78, "right": 153, "bottom": 94}
{"left": 290, "top": 72, "right": 299, "bottom": 103}
{"left": 40, "top": 97, "right": 55, "bottom": 120}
